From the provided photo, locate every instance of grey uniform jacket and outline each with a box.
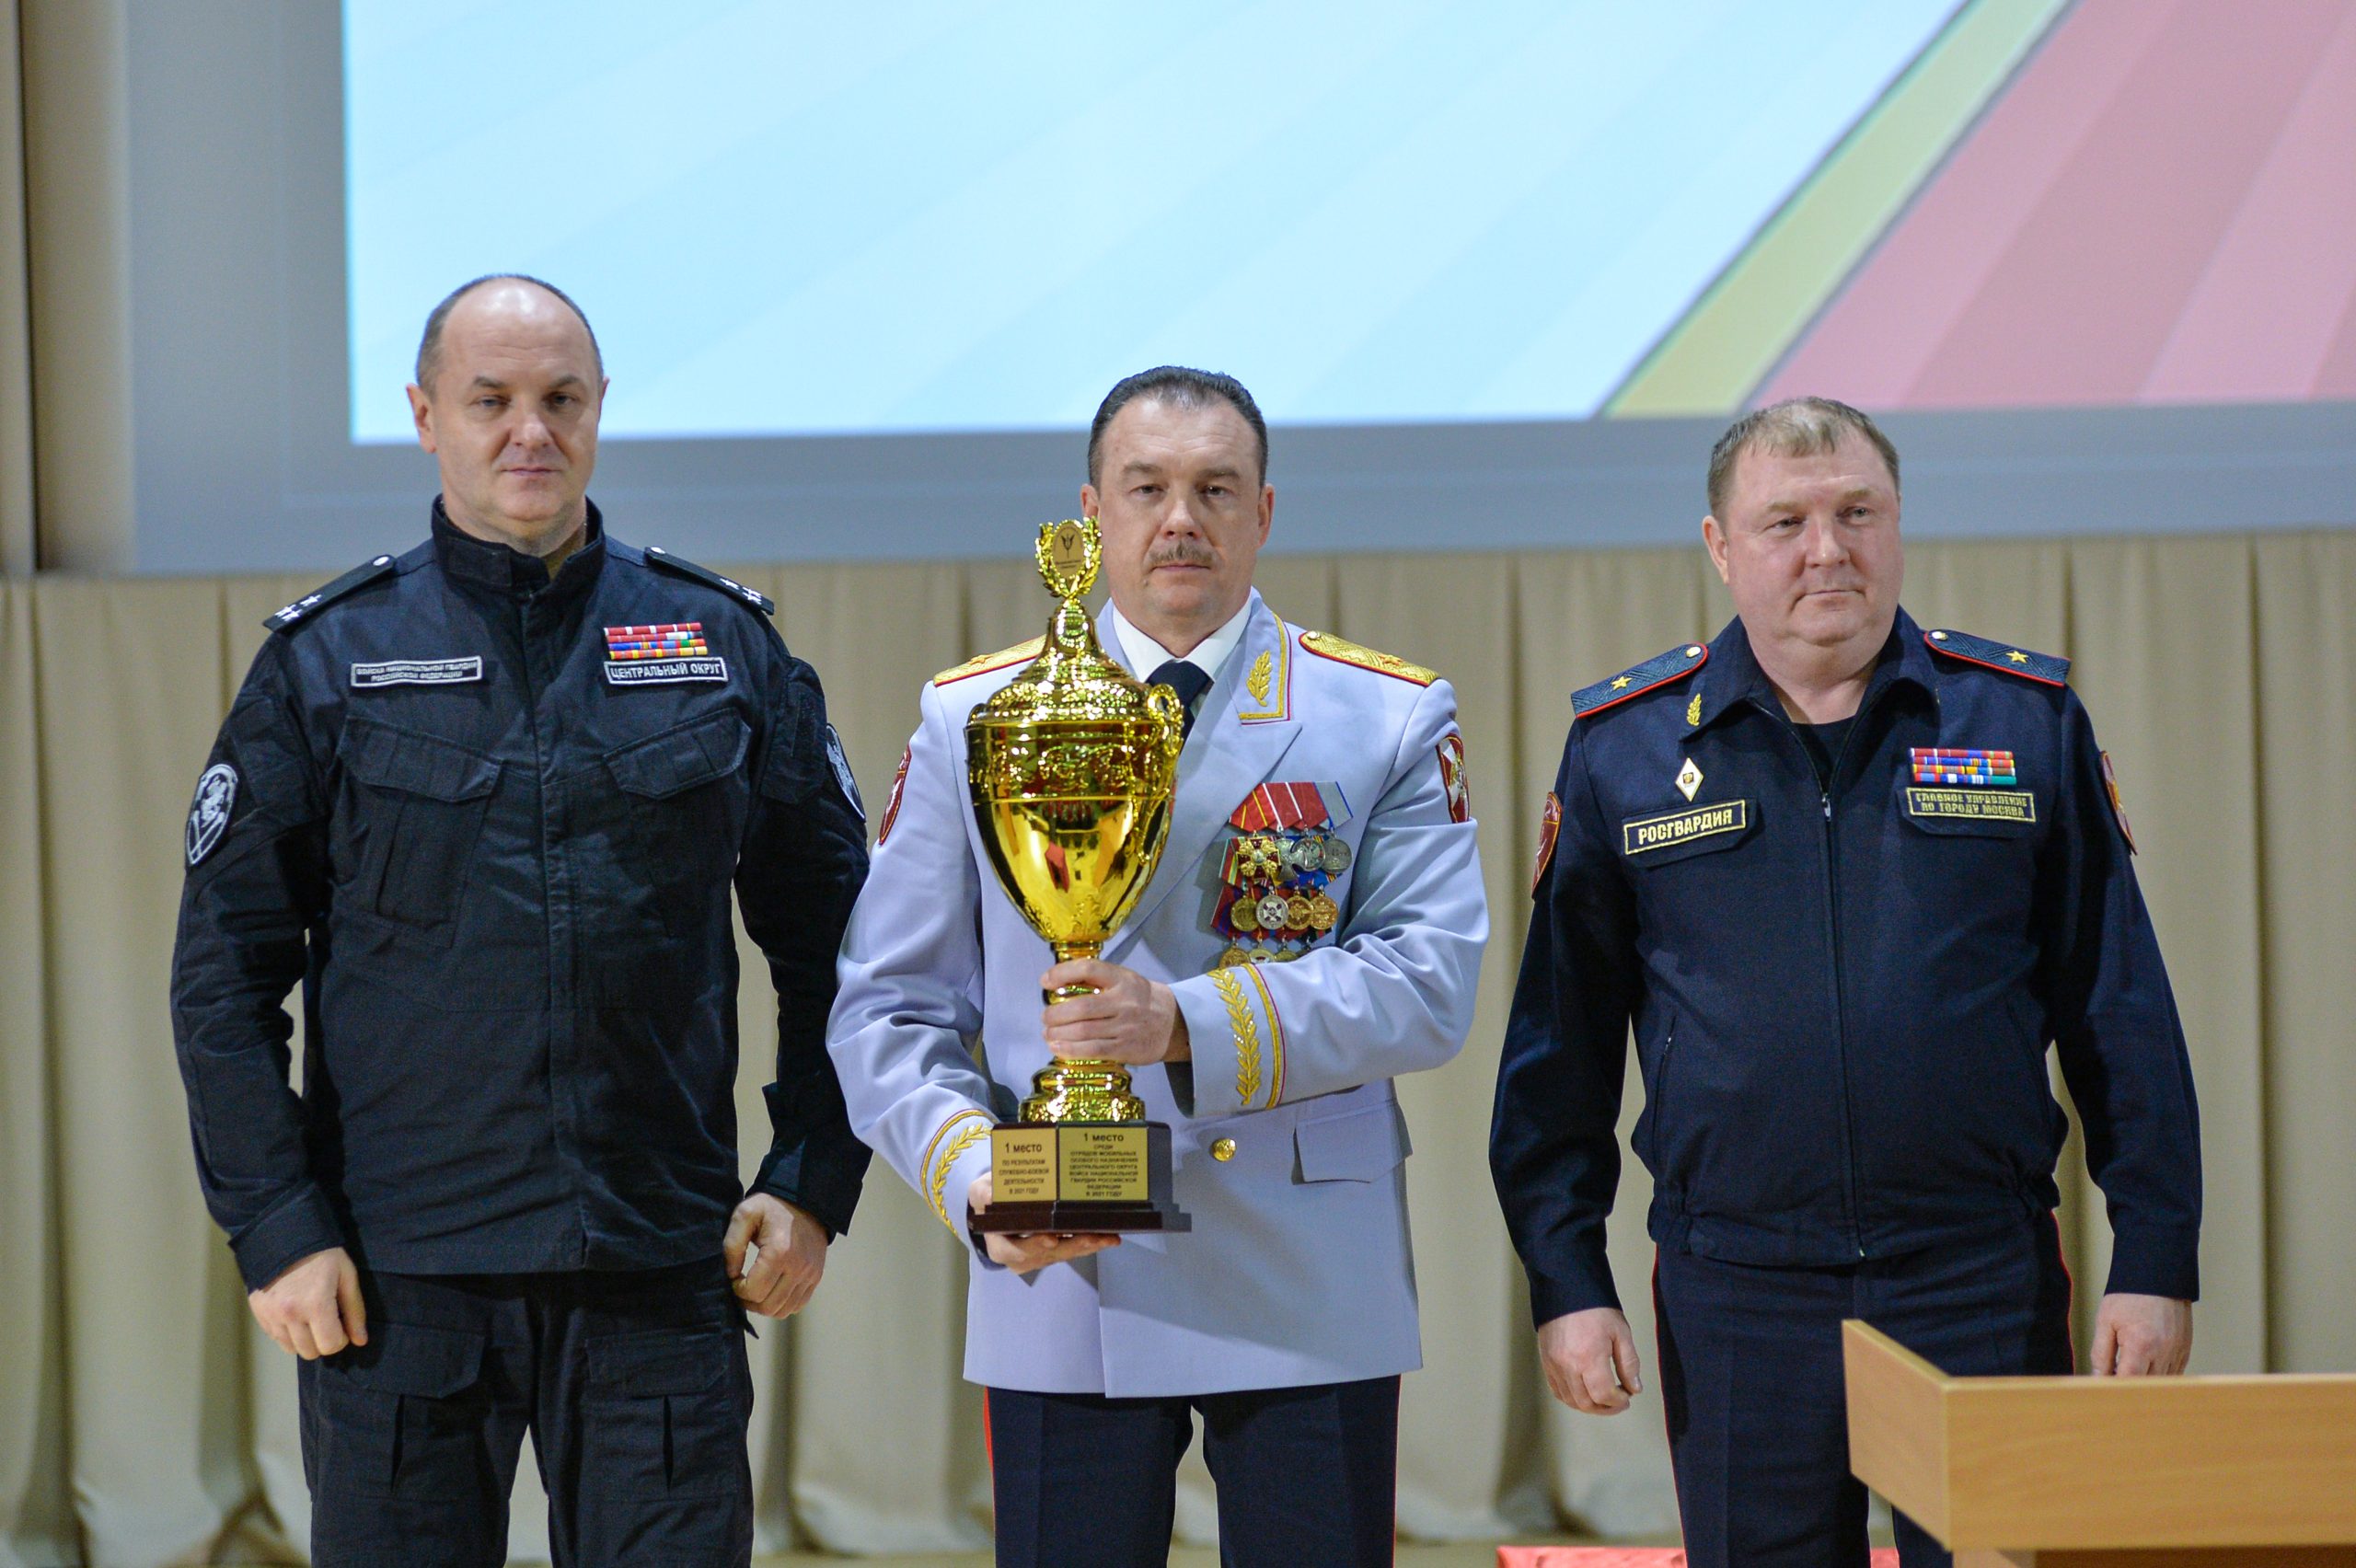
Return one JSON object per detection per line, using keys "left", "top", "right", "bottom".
{"left": 827, "top": 592, "right": 1489, "bottom": 1397}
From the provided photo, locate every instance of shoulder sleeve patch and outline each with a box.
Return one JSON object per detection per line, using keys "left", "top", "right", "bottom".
{"left": 1924, "top": 629, "right": 2068, "bottom": 686}
{"left": 1530, "top": 790, "right": 1561, "bottom": 895}
{"left": 263, "top": 555, "right": 397, "bottom": 632}
{"left": 1297, "top": 629, "right": 1436, "bottom": 686}
{"left": 1572, "top": 642, "right": 1709, "bottom": 720}
{"left": 643, "top": 546, "right": 775, "bottom": 616}
{"left": 934, "top": 637, "right": 1045, "bottom": 686}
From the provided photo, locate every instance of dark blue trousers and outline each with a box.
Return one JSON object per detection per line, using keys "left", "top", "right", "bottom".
{"left": 986, "top": 1376, "right": 1402, "bottom": 1568}
{"left": 1655, "top": 1214, "right": 2073, "bottom": 1568}
{"left": 298, "top": 1258, "right": 754, "bottom": 1568}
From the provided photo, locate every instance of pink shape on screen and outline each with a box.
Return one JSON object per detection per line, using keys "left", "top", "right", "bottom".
{"left": 2142, "top": 6, "right": 2356, "bottom": 401}
{"left": 2319, "top": 289, "right": 2356, "bottom": 399}
{"left": 1759, "top": 0, "right": 2356, "bottom": 411}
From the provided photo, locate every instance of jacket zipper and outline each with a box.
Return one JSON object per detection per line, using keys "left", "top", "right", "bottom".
{"left": 1822, "top": 709, "right": 1865, "bottom": 1259}
{"left": 518, "top": 597, "right": 555, "bottom": 1002}
{"left": 518, "top": 590, "right": 590, "bottom": 1259}
{"left": 1772, "top": 692, "right": 1888, "bottom": 1261}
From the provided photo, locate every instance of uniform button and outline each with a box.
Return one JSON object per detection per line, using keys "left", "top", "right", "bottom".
{"left": 1210, "top": 1137, "right": 1237, "bottom": 1162}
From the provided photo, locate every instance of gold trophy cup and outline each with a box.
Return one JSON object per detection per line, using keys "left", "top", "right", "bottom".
{"left": 964, "top": 518, "right": 1192, "bottom": 1233}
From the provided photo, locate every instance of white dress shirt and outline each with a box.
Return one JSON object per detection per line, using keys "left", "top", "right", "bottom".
{"left": 1107, "top": 598, "right": 1253, "bottom": 698}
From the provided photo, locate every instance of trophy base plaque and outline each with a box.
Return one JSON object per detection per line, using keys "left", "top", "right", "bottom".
{"left": 970, "top": 1122, "right": 1193, "bottom": 1234}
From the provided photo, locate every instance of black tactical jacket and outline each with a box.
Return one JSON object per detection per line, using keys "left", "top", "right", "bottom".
{"left": 171, "top": 502, "right": 871, "bottom": 1291}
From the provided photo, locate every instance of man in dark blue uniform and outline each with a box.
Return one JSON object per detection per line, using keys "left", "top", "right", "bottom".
{"left": 169, "top": 275, "right": 870, "bottom": 1566}
{"left": 1491, "top": 398, "right": 2201, "bottom": 1567}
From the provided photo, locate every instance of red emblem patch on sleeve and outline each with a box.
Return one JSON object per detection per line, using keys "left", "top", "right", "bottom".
{"left": 1437, "top": 732, "right": 1471, "bottom": 824}
{"left": 1531, "top": 791, "right": 1562, "bottom": 895}
{"left": 2100, "top": 751, "right": 2136, "bottom": 854}
{"left": 876, "top": 745, "right": 912, "bottom": 846}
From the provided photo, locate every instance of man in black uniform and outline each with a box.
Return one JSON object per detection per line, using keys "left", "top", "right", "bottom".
{"left": 1491, "top": 398, "right": 2201, "bottom": 1567}
{"left": 169, "top": 275, "right": 870, "bottom": 1565}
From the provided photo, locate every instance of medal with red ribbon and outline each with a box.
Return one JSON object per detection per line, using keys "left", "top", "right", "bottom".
{"left": 1212, "top": 782, "right": 1354, "bottom": 964}
{"left": 1229, "top": 780, "right": 1344, "bottom": 833}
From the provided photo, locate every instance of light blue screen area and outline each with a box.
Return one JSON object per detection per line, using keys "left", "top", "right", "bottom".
{"left": 345, "top": 0, "right": 1955, "bottom": 443}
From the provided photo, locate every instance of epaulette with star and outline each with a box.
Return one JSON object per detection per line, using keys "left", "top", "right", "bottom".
{"left": 934, "top": 637, "right": 1045, "bottom": 686}
{"left": 643, "top": 546, "right": 774, "bottom": 616}
{"left": 1572, "top": 641, "right": 1709, "bottom": 720}
{"left": 263, "top": 554, "right": 398, "bottom": 632}
{"left": 1298, "top": 629, "right": 1436, "bottom": 686}
{"left": 1923, "top": 628, "right": 2068, "bottom": 686}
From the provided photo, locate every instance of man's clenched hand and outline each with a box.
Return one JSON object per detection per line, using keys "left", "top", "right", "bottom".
{"left": 1039, "top": 959, "right": 1190, "bottom": 1064}
{"left": 250, "top": 1247, "right": 366, "bottom": 1361}
{"left": 1538, "top": 1307, "right": 1644, "bottom": 1415}
{"left": 725, "top": 1194, "right": 831, "bottom": 1320}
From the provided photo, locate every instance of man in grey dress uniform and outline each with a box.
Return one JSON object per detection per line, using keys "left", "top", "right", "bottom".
{"left": 827, "top": 366, "right": 1490, "bottom": 1566}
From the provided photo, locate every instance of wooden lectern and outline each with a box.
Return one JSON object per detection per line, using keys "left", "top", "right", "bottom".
{"left": 1842, "top": 1320, "right": 2356, "bottom": 1565}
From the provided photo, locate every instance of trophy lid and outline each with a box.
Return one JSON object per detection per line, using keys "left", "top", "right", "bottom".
{"left": 974, "top": 520, "right": 1180, "bottom": 729}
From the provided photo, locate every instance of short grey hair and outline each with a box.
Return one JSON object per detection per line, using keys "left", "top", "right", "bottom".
{"left": 1707, "top": 397, "right": 1900, "bottom": 518}
{"left": 414, "top": 273, "right": 603, "bottom": 393}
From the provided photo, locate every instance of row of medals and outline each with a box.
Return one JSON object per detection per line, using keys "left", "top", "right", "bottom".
{"left": 1214, "top": 828, "right": 1351, "bottom": 969}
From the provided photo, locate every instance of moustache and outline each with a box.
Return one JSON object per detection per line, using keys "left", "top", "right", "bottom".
{"left": 1147, "top": 544, "right": 1218, "bottom": 571}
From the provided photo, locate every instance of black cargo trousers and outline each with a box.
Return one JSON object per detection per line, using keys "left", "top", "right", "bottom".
{"left": 298, "top": 1257, "right": 754, "bottom": 1567}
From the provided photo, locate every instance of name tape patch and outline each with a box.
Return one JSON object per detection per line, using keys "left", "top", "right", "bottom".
{"left": 351, "top": 656, "right": 483, "bottom": 688}
{"left": 605, "top": 656, "right": 729, "bottom": 686}
{"left": 1623, "top": 800, "right": 1749, "bottom": 856}
{"left": 1906, "top": 787, "right": 2036, "bottom": 824}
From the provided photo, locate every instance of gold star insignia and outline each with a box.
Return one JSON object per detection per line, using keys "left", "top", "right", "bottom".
{"left": 1611, "top": 675, "right": 1632, "bottom": 690}
{"left": 2006, "top": 651, "right": 2029, "bottom": 664}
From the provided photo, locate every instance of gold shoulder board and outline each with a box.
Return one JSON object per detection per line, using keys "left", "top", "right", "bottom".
{"left": 1297, "top": 629, "right": 1437, "bottom": 686}
{"left": 933, "top": 636, "right": 1045, "bottom": 686}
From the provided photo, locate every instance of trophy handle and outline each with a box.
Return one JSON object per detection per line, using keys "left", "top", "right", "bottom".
{"left": 1144, "top": 684, "right": 1185, "bottom": 755}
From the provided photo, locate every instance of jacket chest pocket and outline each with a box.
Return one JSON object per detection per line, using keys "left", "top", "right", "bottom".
{"left": 603, "top": 712, "right": 752, "bottom": 931}
{"left": 340, "top": 717, "right": 501, "bottom": 938}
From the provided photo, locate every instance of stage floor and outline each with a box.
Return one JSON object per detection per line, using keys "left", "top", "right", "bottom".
{"left": 750, "top": 1542, "right": 1666, "bottom": 1567}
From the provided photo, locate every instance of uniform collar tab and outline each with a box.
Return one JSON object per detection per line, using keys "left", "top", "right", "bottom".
{"left": 1687, "top": 618, "right": 1763, "bottom": 733}
{"left": 1888, "top": 606, "right": 1938, "bottom": 692}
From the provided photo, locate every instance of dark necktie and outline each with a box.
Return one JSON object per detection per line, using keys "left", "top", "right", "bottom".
{"left": 1146, "top": 659, "right": 1213, "bottom": 739}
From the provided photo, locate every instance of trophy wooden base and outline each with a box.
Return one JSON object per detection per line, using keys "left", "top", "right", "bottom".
{"left": 970, "top": 1200, "right": 1192, "bottom": 1234}
{"left": 969, "top": 1121, "right": 1193, "bottom": 1234}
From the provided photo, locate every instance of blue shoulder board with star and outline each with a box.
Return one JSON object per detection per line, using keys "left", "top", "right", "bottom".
{"left": 1572, "top": 641, "right": 1710, "bottom": 720}
{"left": 1923, "top": 628, "right": 2069, "bottom": 687}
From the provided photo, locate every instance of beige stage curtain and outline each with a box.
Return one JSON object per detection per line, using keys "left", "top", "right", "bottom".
{"left": 0, "top": 0, "right": 38, "bottom": 574}
{"left": 1, "top": 530, "right": 2351, "bottom": 1565}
